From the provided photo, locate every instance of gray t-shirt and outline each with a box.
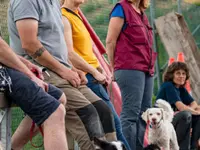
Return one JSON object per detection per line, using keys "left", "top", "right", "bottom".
{"left": 8, "top": 0, "right": 71, "bottom": 68}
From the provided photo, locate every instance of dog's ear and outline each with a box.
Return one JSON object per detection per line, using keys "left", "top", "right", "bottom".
{"left": 142, "top": 109, "right": 149, "bottom": 123}
{"left": 93, "top": 137, "right": 109, "bottom": 149}
{"left": 160, "top": 108, "right": 166, "bottom": 121}
{"left": 122, "top": 143, "right": 126, "bottom": 150}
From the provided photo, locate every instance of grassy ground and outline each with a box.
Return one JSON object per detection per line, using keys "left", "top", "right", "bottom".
{"left": 12, "top": 108, "right": 44, "bottom": 150}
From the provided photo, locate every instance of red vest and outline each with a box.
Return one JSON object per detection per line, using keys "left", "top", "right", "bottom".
{"left": 113, "top": 0, "right": 157, "bottom": 76}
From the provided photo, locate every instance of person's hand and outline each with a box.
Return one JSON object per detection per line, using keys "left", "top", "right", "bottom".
{"left": 29, "top": 64, "right": 44, "bottom": 80}
{"left": 92, "top": 70, "right": 106, "bottom": 84}
{"left": 77, "top": 69, "right": 88, "bottom": 85}
{"left": 31, "top": 76, "right": 48, "bottom": 92}
{"left": 109, "top": 65, "right": 115, "bottom": 81}
{"left": 101, "top": 69, "right": 112, "bottom": 86}
{"left": 197, "top": 111, "right": 200, "bottom": 115}
{"left": 193, "top": 110, "right": 200, "bottom": 115}
{"left": 60, "top": 68, "right": 81, "bottom": 88}
{"left": 195, "top": 106, "right": 200, "bottom": 112}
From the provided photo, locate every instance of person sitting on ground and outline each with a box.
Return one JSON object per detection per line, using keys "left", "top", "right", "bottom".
{"left": 156, "top": 61, "right": 200, "bottom": 150}
{"left": 8, "top": 0, "right": 116, "bottom": 149}
{"left": 60, "top": 0, "right": 130, "bottom": 149}
{"left": 0, "top": 32, "right": 68, "bottom": 150}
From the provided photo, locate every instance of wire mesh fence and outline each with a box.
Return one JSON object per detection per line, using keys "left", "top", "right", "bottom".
{"left": 0, "top": 0, "right": 199, "bottom": 149}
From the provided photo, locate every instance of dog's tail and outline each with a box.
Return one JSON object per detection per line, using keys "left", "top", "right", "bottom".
{"left": 155, "top": 99, "right": 174, "bottom": 122}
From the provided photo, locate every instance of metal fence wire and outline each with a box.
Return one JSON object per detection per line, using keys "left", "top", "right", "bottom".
{"left": 0, "top": 0, "right": 199, "bottom": 149}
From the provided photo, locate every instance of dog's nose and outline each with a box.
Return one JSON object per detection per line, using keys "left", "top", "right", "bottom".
{"left": 152, "top": 118, "right": 157, "bottom": 122}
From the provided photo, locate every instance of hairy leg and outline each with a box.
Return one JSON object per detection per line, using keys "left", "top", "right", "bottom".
{"left": 11, "top": 93, "right": 66, "bottom": 150}
{"left": 43, "top": 104, "right": 68, "bottom": 150}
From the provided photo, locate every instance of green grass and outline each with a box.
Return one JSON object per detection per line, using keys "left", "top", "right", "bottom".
{"left": 12, "top": 108, "right": 44, "bottom": 150}
{"left": 81, "top": 1, "right": 102, "bottom": 13}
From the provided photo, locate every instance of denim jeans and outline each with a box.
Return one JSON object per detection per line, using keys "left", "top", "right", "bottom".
{"left": 86, "top": 73, "right": 131, "bottom": 150}
{"left": 114, "top": 70, "right": 153, "bottom": 150}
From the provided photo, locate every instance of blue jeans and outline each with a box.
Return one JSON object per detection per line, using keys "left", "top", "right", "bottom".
{"left": 86, "top": 73, "right": 131, "bottom": 150}
{"left": 114, "top": 70, "right": 153, "bottom": 150}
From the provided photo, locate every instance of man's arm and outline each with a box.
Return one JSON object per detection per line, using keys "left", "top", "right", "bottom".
{"left": 0, "top": 37, "right": 47, "bottom": 90}
{"left": 18, "top": 55, "right": 44, "bottom": 80}
{"left": 62, "top": 16, "right": 106, "bottom": 83}
{"left": 0, "top": 37, "right": 34, "bottom": 78}
{"left": 16, "top": 19, "right": 80, "bottom": 87}
{"left": 16, "top": 19, "right": 67, "bottom": 76}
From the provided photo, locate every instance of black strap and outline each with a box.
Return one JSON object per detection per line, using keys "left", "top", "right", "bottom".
{"left": 63, "top": 7, "right": 83, "bottom": 22}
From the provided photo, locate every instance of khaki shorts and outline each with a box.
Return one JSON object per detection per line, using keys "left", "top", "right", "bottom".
{"left": 43, "top": 69, "right": 101, "bottom": 110}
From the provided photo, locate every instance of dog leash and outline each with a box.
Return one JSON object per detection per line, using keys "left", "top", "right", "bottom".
{"left": 144, "top": 120, "right": 150, "bottom": 146}
{"left": 29, "top": 68, "right": 44, "bottom": 148}
{"left": 30, "top": 122, "right": 44, "bottom": 148}
{"left": 109, "top": 81, "right": 115, "bottom": 105}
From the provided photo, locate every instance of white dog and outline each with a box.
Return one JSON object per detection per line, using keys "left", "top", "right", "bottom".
{"left": 142, "top": 99, "right": 179, "bottom": 150}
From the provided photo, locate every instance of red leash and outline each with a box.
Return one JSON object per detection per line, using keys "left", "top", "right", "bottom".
{"left": 30, "top": 122, "right": 44, "bottom": 148}
{"left": 144, "top": 120, "right": 150, "bottom": 147}
{"left": 29, "top": 68, "right": 44, "bottom": 148}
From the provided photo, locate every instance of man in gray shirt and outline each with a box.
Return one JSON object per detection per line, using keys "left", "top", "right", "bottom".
{"left": 8, "top": 0, "right": 116, "bottom": 149}
{"left": 0, "top": 31, "right": 68, "bottom": 150}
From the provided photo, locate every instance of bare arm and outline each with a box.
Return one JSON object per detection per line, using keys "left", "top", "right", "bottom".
{"left": 62, "top": 16, "right": 106, "bottom": 83}
{"left": 62, "top": 16, "right": 98, "bottom": 75}
{"left": 16, "top": 19, "right": 67, "bottom": 76}
{"left": 0, "top": 37, "right": 47, "bottom": 90}
{"left": 175, "top": 101, "right": 200, "bottom": 115}
{"left": 0, "top": 37, "right": 34, "bottom": 78}
{"left": 189, "top": 101, "right": 198, "bottom": 109}
{"left": 16, "top": 19, "right": 81, "bottom": 87}
{"left": 18, "top": 55, "right": 44, "bottom": 80}
{"left": 106, "top": 17, "right": 124, "bottom": 71}
{"left": 18, "top": 55, "right": 35, "bottom": 68}
{"left": 190, "top": 101, "right": 200, "bottom": 112}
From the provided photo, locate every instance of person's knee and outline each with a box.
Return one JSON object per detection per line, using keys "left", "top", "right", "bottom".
{"left": 180, "top": 111, "right": 192, "bottom": 123}
{"left": 47, "top": 104, "right": 66, "bottom": 124}
{"left": 93, "top": 100, "right": 112, "bottom": 117}
{"left": 76, "top": 103, "right": 99, "bottom": 121}
{"left": 57, "top": 104, "right": 66, "bottom": 118}
{"left": 59, "top": 93, "right": 67, "bottom": 106}
{"left": 76, "top": 104, "right": 104, "bottom": 139}
{"left": 92, "top": 100, "right": 115, "bottom": 133}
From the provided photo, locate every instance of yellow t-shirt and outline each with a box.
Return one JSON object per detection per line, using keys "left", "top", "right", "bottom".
{"left": 61, "top": 8, "right": 99, "bottom": 69}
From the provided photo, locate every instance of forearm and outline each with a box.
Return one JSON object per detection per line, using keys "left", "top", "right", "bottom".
{"left": 106, "top": 41, "right": 116, "bottom": 69}
{"left": 69, "top": 51, "right": 98, "bottom": 75}
{"left": 0, "top": 39, "right": 35, "bottom": 78}
{"left": 18, "top": 55, "right": 34, "bottom": 68}
{"left": 22, "top": 41, "right": 67, "bottom": 76}
{"left": 189, "top": 101, "right": 199, "bottom": 110}
{"left": 180, "top": 105, "right": 199, "bottom": 115}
